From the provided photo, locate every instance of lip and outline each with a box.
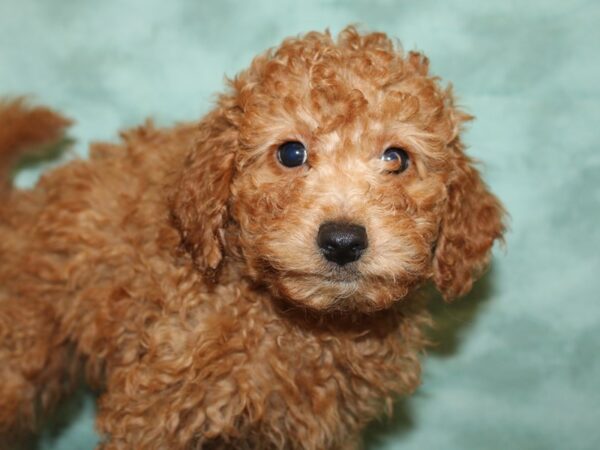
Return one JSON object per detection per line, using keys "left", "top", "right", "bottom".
{"left": 326, "top": 279, "right": 357, "bottom": 285}
{"left": 266, "top": 261, "right": 360, "bottom": 284}
{"left": 321, "top": 272, "right": 360, "bottom": 284}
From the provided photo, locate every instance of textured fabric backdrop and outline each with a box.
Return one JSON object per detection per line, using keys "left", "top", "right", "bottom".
{"left": 1, "top": 1, "right": 599, "bottom": 449}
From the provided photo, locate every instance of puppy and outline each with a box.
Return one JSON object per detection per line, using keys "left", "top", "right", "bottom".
{"left": 0, "top": 27, "right": 505, "bottom": 449}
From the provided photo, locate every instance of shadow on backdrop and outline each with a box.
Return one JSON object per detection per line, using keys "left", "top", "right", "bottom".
{"left": 0, "top": 387, "right": 95, "bottom": 450}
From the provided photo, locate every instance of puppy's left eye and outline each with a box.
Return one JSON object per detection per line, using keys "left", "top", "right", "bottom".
{"left": 277, "top": 141, "right": 307, "bottom": 168}
{"left": 381, "top": 147, "right": 410, "bottom": 173}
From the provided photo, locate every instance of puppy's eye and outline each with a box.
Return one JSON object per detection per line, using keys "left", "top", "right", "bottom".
{"left": 381, "top": 147, "right": 410, "bottom": 173}
{"left": 277, "top": 141, "right": 307, "bottom": 168}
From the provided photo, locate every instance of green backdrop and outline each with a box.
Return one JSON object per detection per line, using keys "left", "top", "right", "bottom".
{"left": 1, "top": 1, "right": 599, "bottom": 449}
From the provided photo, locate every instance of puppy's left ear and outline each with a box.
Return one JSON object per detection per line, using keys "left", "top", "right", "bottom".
{"left": 433, "top": 138, "right": 506, "bottom": 300}
{"left": 170, "top": 106, "right": 239, "bottom": 274}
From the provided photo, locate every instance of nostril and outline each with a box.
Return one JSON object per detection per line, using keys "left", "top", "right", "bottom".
{"left": 317, "top": 222, "right": 368, "bottom": 265}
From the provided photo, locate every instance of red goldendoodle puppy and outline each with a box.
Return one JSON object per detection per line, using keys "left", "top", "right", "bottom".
{"left": 0, "top": 27, "right": 505, "bottom": 449}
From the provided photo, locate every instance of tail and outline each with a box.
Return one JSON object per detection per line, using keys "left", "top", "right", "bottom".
{"left": 0, "top": 98, "right": 71, "bottom": 190}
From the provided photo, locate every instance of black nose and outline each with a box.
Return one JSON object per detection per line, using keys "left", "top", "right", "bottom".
{"left": 317, "top": 222, "right": 368, "bottom": 266}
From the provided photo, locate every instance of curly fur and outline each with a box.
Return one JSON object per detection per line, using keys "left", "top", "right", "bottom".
{"left": 0, "top": 27, "right": 505, "bottom": 449}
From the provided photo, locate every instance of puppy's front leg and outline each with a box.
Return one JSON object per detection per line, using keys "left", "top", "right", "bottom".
{"left": 94, "top": 335, "right": 251, "bottom": 450}
{"left": 0, "top": 297, "right": 76, "bottom": 434}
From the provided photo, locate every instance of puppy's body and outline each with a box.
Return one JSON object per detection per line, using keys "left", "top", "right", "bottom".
{"left": 0, "top": 119, "right": 426, "bottom": 449}
{"left": 0, "top": 28, "right": 504, "bottom": 449}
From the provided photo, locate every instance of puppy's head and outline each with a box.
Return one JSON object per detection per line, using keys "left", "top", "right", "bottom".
{"left": 171, "top": 27, "right": 505, "bottom": 313}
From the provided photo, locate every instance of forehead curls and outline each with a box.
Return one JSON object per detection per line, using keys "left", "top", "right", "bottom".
{"left": 227, "top": 27, "right": 464, "bottom": 152}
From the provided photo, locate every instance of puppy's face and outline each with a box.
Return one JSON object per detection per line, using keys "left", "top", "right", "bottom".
{"left": 231, "top": 79, "right": 449, "bottom": 312}
{"left": 172, "top": 29, "right": 504, "bottom": 313}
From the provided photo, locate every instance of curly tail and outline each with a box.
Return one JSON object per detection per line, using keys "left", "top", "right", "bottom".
{"left": 0, "top": 98, "right": 71, "bottom": 191}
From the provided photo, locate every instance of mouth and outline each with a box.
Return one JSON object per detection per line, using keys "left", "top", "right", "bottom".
{"left": 263, "top": 256, "right": 362, "bottom": 283}
{"left": 319, "top": 264, "right": 361, "bottom": 283}
{"left": 315, "top": 268, "right": 363, "bottom": 308}
{"left": 259, "top": 258, "right": 372, "bottom": 309}
{"left": 322, "top": 272, "right": 359, "bottom": 285}
{"left": 278, "top": 272, "right": 360, "bottom": 291}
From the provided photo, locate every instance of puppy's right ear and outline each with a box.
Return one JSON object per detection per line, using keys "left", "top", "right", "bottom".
{"left": 170, "top": 106, "right": 239, "bottom": 273}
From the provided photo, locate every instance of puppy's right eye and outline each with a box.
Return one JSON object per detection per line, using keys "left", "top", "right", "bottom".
{"left": 381, "top": 147, "right": 410, "bottom": 173}
{"left": 277, "top": 141, "right": 307, "bottom": 168}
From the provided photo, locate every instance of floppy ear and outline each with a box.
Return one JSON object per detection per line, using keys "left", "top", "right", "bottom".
{"left": 433, "top": 141, "right": 505, "bottom": 300}
{"left": 170, "top": 106, "right": 239, "bottom": 274}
